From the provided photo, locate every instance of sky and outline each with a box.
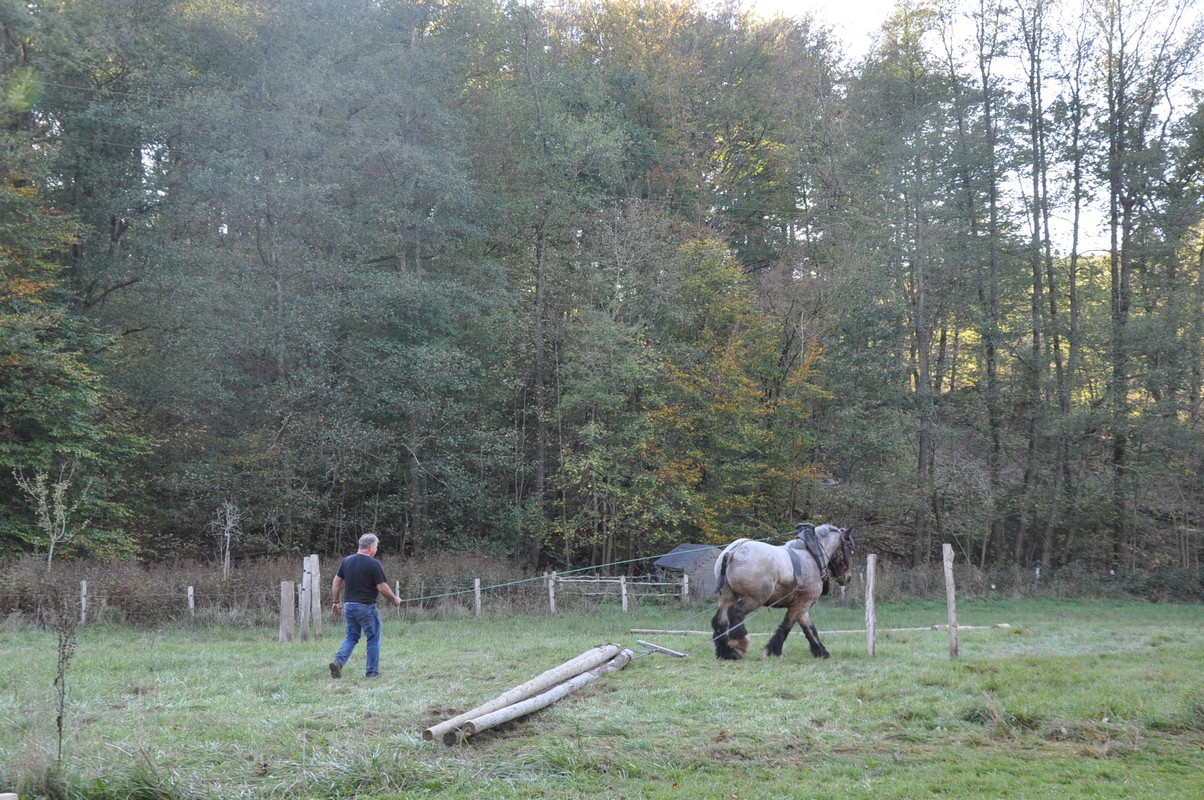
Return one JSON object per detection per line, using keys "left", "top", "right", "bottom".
{"left": 744, "top": 0, "right": 898, "bottom": 58}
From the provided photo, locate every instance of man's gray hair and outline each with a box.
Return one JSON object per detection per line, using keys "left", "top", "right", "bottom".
{"left": 358, "top": 533, "right": 379, "bottom": 551}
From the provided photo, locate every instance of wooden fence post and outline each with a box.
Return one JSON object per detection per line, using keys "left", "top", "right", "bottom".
{"left": 187, "top": 585, "right": 195, "bottom": 617}
{"left": 681, "top": 573, "right": 689, "bottom": 602}
{"left": 300, "top": 557, "right": 312, "bottom": 641}
{"left": 80, "top": 579, "right": 87, "bottom": 625}
{"left": 474, "top": 578, "right": 482, "bottom": 617}
{"left": 279, "top": 581, "right": 295, "bottom": 642}
{"left": 308, "top": 555, "right": 322, "bottom": 640}
{"left": 620, "top": 576, "right": 628, "bottom": 613}
{"left": 943, "top": 543, "right": 958, "bottom": 659}
{"left": 547, "top": 572, "right": 556, "bottom": 614}
{"left": 865, "top": 554, "right": 877, "bottom": 657}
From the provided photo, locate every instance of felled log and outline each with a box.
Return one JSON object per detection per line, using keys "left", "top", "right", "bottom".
{"left": 423, "top": 643, "right": 623, "bottom": 742}
{"left": 451, "top": 648, "right": 634, "bottom": 742}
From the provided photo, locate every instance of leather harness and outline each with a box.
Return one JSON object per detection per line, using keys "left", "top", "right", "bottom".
{"left": 789, "top": 522, "right": 831, "bottom": 596}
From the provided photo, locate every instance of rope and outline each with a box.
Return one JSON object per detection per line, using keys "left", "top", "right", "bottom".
{"left": 392, "top": 542, "right": 767, "bottom": 606}
{"left": 630, "top": 535, "right": 791, "bottom": 660}
{"left": 48, "top": 536, "right": 789, "bottom": 635}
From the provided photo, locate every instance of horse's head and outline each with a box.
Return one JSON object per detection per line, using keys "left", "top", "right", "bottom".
{"left": 827, "top": 527, "right": 856, "bottom": 586}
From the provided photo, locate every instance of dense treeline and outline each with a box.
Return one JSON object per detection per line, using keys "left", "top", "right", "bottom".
{"left": 1, "top": 0, "right": 1201, "bottom": 574}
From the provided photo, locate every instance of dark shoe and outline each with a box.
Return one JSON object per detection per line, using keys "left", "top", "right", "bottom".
{"left": 329, "top": 660, "right": 342, "bottom": 679}
{"left": 366, "top": 673, "right": 380, "bottom": 678}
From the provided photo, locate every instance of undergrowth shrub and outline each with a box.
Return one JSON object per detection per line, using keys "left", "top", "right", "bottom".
{"left": 0, "top": 553, "right": 1197, "bottom": 629}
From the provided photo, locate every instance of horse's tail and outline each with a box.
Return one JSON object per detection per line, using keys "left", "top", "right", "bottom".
{"left": 715, "top": 551, "right": 732, "bottom": 593}
{"left": 714, "top": 538, "right": 748, "bottom": 594}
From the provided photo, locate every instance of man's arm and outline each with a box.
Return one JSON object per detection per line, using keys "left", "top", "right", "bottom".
{"left": 376, "top": 581, "right": 402, "bottom": 607}
{"left": 331, "top": 575, "right": 344, "bottom": 615}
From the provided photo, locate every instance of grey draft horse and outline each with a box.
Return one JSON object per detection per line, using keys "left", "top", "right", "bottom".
{"left": 711, "top": 524, "right": 856, "bottom": 660}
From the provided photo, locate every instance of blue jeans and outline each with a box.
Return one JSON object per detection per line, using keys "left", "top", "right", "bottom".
{"left": 334, "top": 602, "right": 382, "bottom": 676}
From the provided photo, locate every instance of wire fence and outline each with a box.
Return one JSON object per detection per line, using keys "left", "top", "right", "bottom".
{"left": 2, "top": 549, "right": 1195, "bottom": 629}
{"left": 0, "top": 553, "right": 715, "bottom": 628}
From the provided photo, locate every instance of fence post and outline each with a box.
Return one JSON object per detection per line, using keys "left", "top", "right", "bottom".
{"left": 279, "top": 581, "right": 295, "bottom": 642}
{"left": 620, "top": 576, "right": 628, "bottom": 613}
{"left": 80, "top": 579, "right": 87, "bottom": 625}
{"left": 187, "top": 585, "right": 195, "bottom": 617}
{"left": 943, "top": 543, "right": 958, "bottom": 659}
{"left": 474, "top": 578, "right": 482, "bottom": 617}
{"left": 681, "top": 573, "right": 689, "bottom": 602}
{"left": 547, "top": 572, "right": 556, "bottom": 614}
{"left": 308, "top": 555, "right": 322, "bottom": 640}
{"left": 865, "top": 554, "right": 877, "bottom": 657}
{"left": 299, "top": 556, "right": 312, "bottom": 641}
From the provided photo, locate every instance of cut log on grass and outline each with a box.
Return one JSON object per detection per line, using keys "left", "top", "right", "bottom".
{"left": 457, "top": 649, "right": 634, "bottom": 740}
{"left": 423, "top": 643, "right": 623, "bottom": 742}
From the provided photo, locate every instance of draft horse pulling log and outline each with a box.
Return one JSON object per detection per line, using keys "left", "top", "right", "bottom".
{"left": 711, "top": 523, "right": 856, "bottom": 660}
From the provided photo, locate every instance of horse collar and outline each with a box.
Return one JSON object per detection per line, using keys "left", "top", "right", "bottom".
{"left": 796, "top": 526, "right": 830, "bottom": 580}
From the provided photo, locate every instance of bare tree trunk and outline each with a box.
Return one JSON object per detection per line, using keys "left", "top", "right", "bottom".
{"left": 1192, "top": 242, "right": 1204, "bottom": 426}
{"left": 1102, "top": 3, "right": 1132, "bottom": 570}
{"left": 1017, "top": 0, "right": 1059, "bottom": 568}
{"left": 905, "top": 140, "right": 935, "bottom": 567}
{"left": 1051, "top": 15, "right": 1094, "bottom": 569}
{"left": 533, "top": 221, "right": 547, "bottom": 511}
{"left": 406, "top": 414, "right": 426, "bottom": 557}
{"left": 975, "top": 4, "right": 1005, "bottom": 568}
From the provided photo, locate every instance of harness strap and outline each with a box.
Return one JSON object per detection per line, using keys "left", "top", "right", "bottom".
{"left": 794, "top": 524, "right": 831, "bottom": 596}
{"left": 787, "top": 547, "right": 805, "bottom": 585}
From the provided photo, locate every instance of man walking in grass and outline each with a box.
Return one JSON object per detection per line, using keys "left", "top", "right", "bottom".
{"left": 329, "top": 533, "right": 403, "bottom": 678}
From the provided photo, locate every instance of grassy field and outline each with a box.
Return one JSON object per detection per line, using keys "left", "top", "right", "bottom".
{"left": 1, "top": 598, "right": 1201, "bottom": 799}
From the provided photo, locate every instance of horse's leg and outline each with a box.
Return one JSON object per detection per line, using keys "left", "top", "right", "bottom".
{"left": 711, "top": 597, "right": 747, "bottom": 660}
{"left": 727, "top": 601, "right": 750, "bottom": 657}
{"left": 712, "top": 598, "right": 750, "bottom": 660}
{"left": 765, "top": 609, "right": 794, "bottom": 657}
{"left": 710, "top": 600, "right": 734, "bottom": 660}
{"left": 796, "top": 610, "right": 830, "bottom": 659}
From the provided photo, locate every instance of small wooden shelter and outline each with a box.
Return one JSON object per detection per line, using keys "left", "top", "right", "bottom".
{"left": 654, "top": 543, "right": 721, "bottom": 598}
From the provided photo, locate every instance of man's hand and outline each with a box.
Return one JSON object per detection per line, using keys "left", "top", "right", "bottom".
{"left": 332, "top": 601, "right": 342, "bottom": 617}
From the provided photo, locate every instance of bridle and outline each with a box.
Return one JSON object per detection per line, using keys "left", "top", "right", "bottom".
{"left": 792, "top": 524, "right": 856, "bottom": 587}
{"left": 827, "top": 528, "right": 856, "bottom": 584}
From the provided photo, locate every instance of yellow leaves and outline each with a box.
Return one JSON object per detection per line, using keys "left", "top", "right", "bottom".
{"left": 0, "top": 277, "right": 56, "bottom": 304}
{"left": 3, "top": 68, "right": 43, "bottom": 113}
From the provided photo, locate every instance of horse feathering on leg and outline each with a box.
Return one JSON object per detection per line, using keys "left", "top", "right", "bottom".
{"left": 710, "top": 524, "right": 855, "bottom": 660}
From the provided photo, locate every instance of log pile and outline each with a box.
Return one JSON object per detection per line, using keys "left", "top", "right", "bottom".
{"left": 424, "top": 643, "right": 635, "bottom": 745}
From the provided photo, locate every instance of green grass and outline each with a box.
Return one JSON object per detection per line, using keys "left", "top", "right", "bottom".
{"left": 2, "top": 598, "right": 1201, "bottom": 798}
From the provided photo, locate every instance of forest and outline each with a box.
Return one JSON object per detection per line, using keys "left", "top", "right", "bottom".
{"left": 1, "top": 0, "right": 1202, "bottom": 576}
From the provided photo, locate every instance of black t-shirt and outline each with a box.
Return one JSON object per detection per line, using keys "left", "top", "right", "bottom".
{"left": 336, "top": 553, "right": 388, "bottom": 604}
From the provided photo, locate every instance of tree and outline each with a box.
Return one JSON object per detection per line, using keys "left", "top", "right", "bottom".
{"left": 1, "top": 1, "right": 146, "bottom": 557}
{"left": 646, "top": 239, "right": 820, "bottom": 541}
{"left": 1093, "top": 0, "right": 1202, "bottom": 566}
{"left": 13, "top": 459, "right": 94, "bottom": 571}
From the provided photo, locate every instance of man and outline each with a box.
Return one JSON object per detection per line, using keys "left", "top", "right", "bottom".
{"left": 329, "top": 533, "right": 402, "bottom": 678}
